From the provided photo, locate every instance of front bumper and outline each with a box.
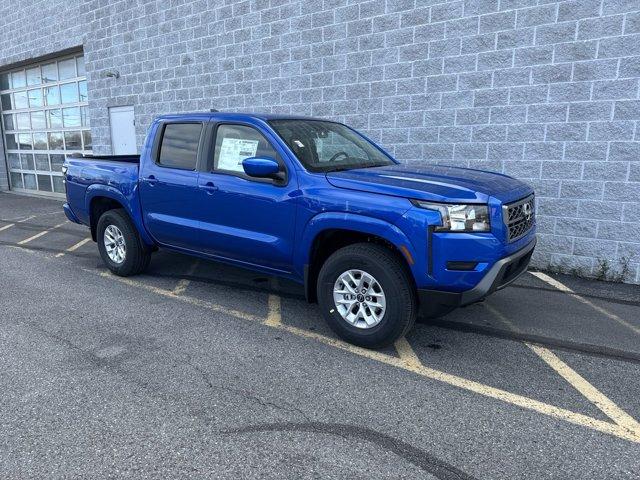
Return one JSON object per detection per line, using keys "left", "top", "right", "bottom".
{"left": 417, "top": 238, "right": 536, "bottom": 315}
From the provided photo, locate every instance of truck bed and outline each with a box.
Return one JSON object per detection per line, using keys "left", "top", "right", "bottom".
{"left": 68, "top": 153, "right": 140, "bottom": 164}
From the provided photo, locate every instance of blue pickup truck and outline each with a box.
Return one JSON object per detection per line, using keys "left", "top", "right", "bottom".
{"left": 62, "top": 112, "right": 536, "bottom": 348}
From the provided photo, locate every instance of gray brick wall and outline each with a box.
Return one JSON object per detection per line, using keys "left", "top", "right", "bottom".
{"left": 0, "top": 0, "right": 639, "bottom": 283}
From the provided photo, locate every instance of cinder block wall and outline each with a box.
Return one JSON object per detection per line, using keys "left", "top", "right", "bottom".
{"left": 1, "top": 0, "right": 639, "bottom": 282}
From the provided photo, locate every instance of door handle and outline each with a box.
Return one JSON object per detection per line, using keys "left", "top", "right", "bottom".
{"left": 145, "top": 175, "right": 158, "bottom": 186}
{"left": 200, "top": 181, "right": 218, "bottom": 194}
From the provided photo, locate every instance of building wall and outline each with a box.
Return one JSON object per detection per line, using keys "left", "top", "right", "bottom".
{"left": 0, "top": 0, "right": 639, "bottom": 282}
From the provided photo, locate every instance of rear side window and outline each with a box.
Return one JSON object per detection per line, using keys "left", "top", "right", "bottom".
{"left": 213, "top": 124, "right": 279, "bottom": 174}
{"left": 158, "top": 123, "right": 202, "bottom": 170}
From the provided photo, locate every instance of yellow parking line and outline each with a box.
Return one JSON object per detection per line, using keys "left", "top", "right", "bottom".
{"left": 529, "top": 344, "right": 640, "bottom": 434}
{"left": 395, "top": 337, "right": 423, "bottom": 370}
{"left": 0, "top": 223, "right": 15, "bottom": 232}
{"left": 486, "top": 303, "right": 640, "bottom": 439}
{"left": 277, "top": 323, "right": 640, "bottom": 444}
{"left": 531, "top": 271, "right": 640, "bottom": 336}
{"left": 17, "top": 221, "right": 67, "bottom": 245}
{"left": 93, "top": 269, "right": 263, "bottom": 323}
{"left": 55, "top": 237, "right": 92, "bottom": 258}
{"left": 172, "top": 260, "right": 200, "bottom": 295}
{"left": 84, "top": 267, "right": 640, "bottom": 444}
{"left": 265, "top": 294, "right": 282, "bottom": 326}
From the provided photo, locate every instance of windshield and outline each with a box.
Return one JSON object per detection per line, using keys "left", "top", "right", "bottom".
{"left": 269, "top": 120, "right": 396, "bottom": 173}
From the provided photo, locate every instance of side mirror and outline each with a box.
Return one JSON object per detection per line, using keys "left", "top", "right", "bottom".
{"left": 242, "top": 157, "right": 282, "bottom": 181}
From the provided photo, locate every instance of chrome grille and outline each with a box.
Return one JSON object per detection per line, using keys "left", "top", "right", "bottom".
{"left": 503, "top": 195, "right": 535, "bottom": 242}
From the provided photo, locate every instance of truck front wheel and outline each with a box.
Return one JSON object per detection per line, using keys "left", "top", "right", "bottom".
{"left": 97, "top": 209, "right": 151, "bottom": 276}
{"left": 316, "top": 243, "right": 417, "bottom": 349}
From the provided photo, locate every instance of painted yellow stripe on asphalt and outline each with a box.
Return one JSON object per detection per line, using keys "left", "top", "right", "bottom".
{"left": 486, "top": 303, "right": 640, "bottom": 439}
{"left": 531, "top": 271, "right": 640, "bottom": 336}
{"left": 55, "top": 237, "right": 92, "bottom": 258}
{"left": 172, "top": 260, "right": 200, "bottom": 295}
{"left": 0, "top": 223, "right": 15, "bottom": 232}
{"left": 528, "top": 344, "right": 640, "bottom": 434}
{"left": 94, "top": 269, "right": 263, "bottom": 323}
{"left": 83, "top": 267, "right": 640, "bottom": 444}
{"left": 17, "top": 221, "right": 67, "bottom": 245}
{"left": 276, "top": 323, "right": 640, "bottom": 444}
{"left": 265, "top": 294, "right": 282, "bottom": 326}
{"left": 395, "top": 337, "right": 423, "bottom": 370}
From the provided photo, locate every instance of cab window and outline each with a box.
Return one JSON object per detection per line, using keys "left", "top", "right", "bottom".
{"left": 157, "top": 123, "right": 202, "bottom": 170}
{"left": 213, "top": 124, "right": 280, "bottom": 175}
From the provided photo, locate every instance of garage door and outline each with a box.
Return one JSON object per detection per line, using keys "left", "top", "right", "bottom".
{"left": 0, "top": 53, "right": 90, "bottom": 196}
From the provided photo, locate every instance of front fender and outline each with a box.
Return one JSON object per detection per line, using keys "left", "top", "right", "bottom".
{"left": 295, "top": 211, "right": 418, "bottom": 280}
{"left": 85, "top": 184, "right": 154, "bottom": 246}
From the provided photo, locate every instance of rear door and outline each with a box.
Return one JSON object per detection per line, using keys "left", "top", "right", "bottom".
{"left": 139, "top": 121, "right": 204, "bottom": 250}
{"left": 195, "top": 122, "right": 298, "bottom": 272}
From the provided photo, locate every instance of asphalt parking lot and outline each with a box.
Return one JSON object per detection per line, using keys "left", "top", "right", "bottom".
{"left": 1, "top": 192, "right": 639, "bottom": 479}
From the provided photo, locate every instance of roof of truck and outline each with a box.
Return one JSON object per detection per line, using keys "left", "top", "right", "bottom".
{"left": 155, "top": 112, "right": 327, "bottom": 123}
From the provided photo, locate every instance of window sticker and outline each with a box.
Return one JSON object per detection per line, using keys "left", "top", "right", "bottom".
{"left": 218, "top": 137, "right": 259, "bottom": 172}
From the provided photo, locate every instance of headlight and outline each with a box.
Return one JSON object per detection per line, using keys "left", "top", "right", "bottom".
{"left": 413, "top": 201, "right": 490, "bottom": 232}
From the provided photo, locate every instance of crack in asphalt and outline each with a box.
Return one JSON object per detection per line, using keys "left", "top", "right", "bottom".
{"left": 223, "top": 422, "right": 479, "bottom": 480}
{"left": 180, "top": 352, "right": 312, "bottom": 422}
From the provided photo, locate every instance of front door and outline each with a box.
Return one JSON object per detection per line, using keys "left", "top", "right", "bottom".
{"left": 139, "top": 122, "right": 204, "bottom": 250}
{"left": 196, "top": 123, "right": 297, "bottom": 272}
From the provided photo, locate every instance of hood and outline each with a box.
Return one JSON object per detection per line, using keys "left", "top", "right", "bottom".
{"left": 325, "top": 164, "right": 533, "bottom": 204}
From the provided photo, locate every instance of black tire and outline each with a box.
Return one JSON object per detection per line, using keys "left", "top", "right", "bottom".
{"left": 316, "top": 243, "right": 417, "bottom": 349}
{"left": 97, "top": 208, "right": 151, "bottom": 276}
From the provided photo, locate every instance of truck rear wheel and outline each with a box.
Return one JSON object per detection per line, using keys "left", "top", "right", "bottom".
{"left": 316, "top": 243, "right": 417, "bottom": 349}
{"left": 97, "top": 209, "right": 151, "bottom": 276}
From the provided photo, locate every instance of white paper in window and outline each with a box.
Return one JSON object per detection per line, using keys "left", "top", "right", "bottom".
{"left": 218, "top": 137, "right": 259, "bottom": 172}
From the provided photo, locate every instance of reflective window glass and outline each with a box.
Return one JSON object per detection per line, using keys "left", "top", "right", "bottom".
{"left": 158, "top": 123, "right": 202, "bottom": 170}
{"left": 45, "top": 85, "right": 60, "bottom": 105}
{"left": 1, "top": 93, "right": 11, "bottom": 110}
{"left": 37, "top": 174, "right": 52, "bottom": 192}
{"left": 14, "top": 91, "right": 28, "bottom": 109}
{"left": 83, "top": 130, "right": 92, "bottom": 149}
{"left": 21, "top": 153, "right": 35, "bottom": 170}
{"left": 213, "top": 124, "right": 279, "bottom": 174}
{"left": 16, "top": 113, "right": 30, "bottom": 130}
{"left": 10, "top": 172, "right": 23, "bottom": 189}
{"left": 33, "top": 132, "right": 47, "bottom": 150}
{"left": 48, "top": 132, "right": 64, "bottom": 150}
{"left": 48, "top": 109, "right": 63, "bottom": 128}
{"left": 5, "top": 134, "right": 18, "bottom": 150}
{"left": 8, "top": 153, "right": 20, "bottom": 169}
{"left": 18, "top": 133, "right": 33, "bottom": 150}
{"left": 12, "top": 70, "right": 26, "bottom": 89}
{"left": 50, "top": 154, "right": 65, "bottom": 171}
{"left": 80, "top": 106, "right": 89, "bottom": 126}
{"left": 53, "top": 176, "right": 65, "bottom": 193}
{"left": 31, "top": 111, "right": 46, "bottom": 129}
{"left": 64, "top": 131, "right": 82, "bottom": 150}
{"left": 4, "top": 56, "right": 88, "bottom": 193}
{"left": 58, "top": 59, "right": 76, "bottom": 80}
{"left": 35, "top": 154, "right": 50, "bottom": 171}
{"left": 41, "top": 63, "right": 58, "bottom": 83}
{"left": 26, "top": 67, "right": 41, "bottom": 86}
{"left": 76, "top": 57, "right": 86, "bottom": 76}
{"left": 3, "top": 113, "right": 14, "bottom": 130}
{"left": 60, "top": 83, "right": 78, "bottom": 104}
{"left": 62, "top": 107, "right": 81, "bottom": 127}
{"left": 28, "top": 88, "right": 43, "bottom": 107}
{"left": 78, "top": 81, "right": 87, "bottom": 102}
{"left": 0, "top": 72, "right": 10, "bottom": 90}
{"left": 23, "top": 173, "right": 37, "bottom": 190}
